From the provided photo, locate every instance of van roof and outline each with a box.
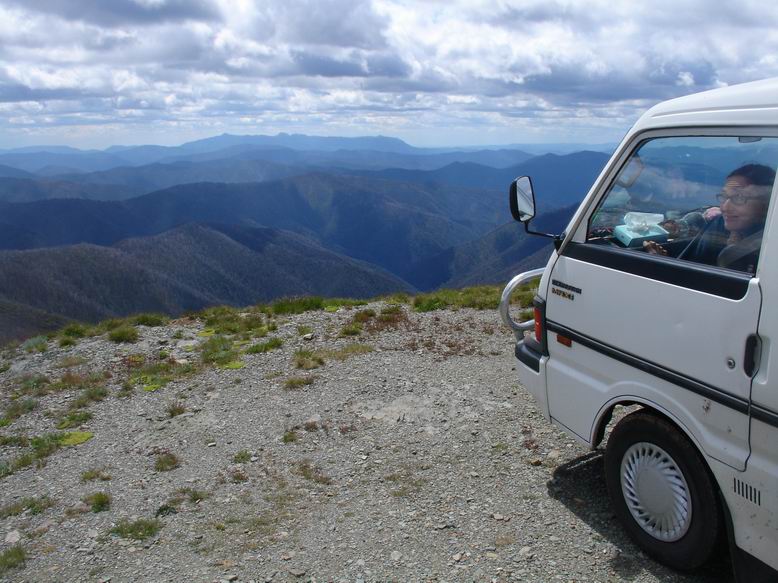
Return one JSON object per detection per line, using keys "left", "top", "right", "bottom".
{"left": 633, "top": 77, "right": 778, "bottom": 132}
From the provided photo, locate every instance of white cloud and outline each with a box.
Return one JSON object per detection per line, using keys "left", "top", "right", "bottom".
{"left": 1, "top": 0, "right": 778, "bottom": 147}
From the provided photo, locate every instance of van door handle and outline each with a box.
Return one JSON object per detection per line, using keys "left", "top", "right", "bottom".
{"left": 744, "top": 334, "right": 760, "bottom": 377}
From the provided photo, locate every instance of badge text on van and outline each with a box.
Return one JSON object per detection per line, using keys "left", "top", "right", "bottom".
{"left": 551, "top": 279, "right": 581, "bottom": 301}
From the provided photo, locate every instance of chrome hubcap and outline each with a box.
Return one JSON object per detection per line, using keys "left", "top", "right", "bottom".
{"left": 620, "top": 442, "right": 692, "bottom": 542}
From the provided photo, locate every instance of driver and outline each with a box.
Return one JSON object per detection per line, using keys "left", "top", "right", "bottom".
{"left": 645, "top": 163, "right": 775, "bottom": 274}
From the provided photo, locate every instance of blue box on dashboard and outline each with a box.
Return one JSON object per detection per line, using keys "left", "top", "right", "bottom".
{"left": 613, "top": 224, "right": 668, "bottom": 247}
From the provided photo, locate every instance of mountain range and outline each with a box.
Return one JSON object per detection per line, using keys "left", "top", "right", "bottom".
{"left": 0, "top": 133, "right": 607, "bottom": 343}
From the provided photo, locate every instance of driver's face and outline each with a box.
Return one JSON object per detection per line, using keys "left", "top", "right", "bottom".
{"left": 721, "top": 175, "right": 770, "bottom": 234}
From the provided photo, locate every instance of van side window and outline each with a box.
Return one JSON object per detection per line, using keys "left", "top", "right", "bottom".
{"left": 586, "top": 137, "right": 778, "bottom": 275}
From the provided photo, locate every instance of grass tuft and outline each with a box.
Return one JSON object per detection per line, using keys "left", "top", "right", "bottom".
{"left": 0, "top": 496, "right": 53, "bottom": 518}
{"left": 0, "top": 545, "right": 25, "bottom": 575}
{"left": 56, "top": 410, "right": 93, "bottom": 429}
{"left": 108, "top": 326, "right": 139, "bottom": 343}
{"left": 58, "top": 431, "right": 93, "bottom": 446}
{"left": 282, "top": 430, "right": 298, "bottom": 444}
{"left": 154, "top": 452, "right": 180, "bottom": 472}
{"left": 295, "top": 459, "right": 332, "bottom": 485}
{"left": 83, "top": 492, "right": 111, "bottom": 512}
{"left": 1, "top": 398, "right": 38, "bottom": 425}
{"left": 246, "top": 337, "right": 283, "bottom": 354}
{"left": 166, "top": 401, "right": 187, "bottom": 418}
{"left": 293, "top": 349, "right": 325, "bottom": 370}
{"left": 81, "top": 468, "right": 111, "bottom": 482}
{"left": 283, "top": 376, "right": 315, "bottom": 390}
{"left": 111, "top": 518, "right": 161, "bottom": 541}
{"left": 233, "top": 450, "right": 251, "bottom": 463}
{"left": 132, "top": 313, "right": 168, "bottom": 327}
{"left": 21, "top": 336, "right": 48, "bottom": 353}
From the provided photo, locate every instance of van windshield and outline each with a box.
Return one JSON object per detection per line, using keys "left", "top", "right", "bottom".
{"left": 587, "top": 136, "right": 778, "bottom": 275}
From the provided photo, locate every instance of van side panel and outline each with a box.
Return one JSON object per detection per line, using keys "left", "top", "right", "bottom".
{"left": 723, "top": 420, "right": 778, "bottom": 571}
{"left": 744, "top": 182, "right": 778, "bottom": 571}
{"left": 543, "top": 255, "right": 758, "bottom": 469}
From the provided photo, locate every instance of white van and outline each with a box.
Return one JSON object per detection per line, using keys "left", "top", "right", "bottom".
{"left": 500, "top": 78, "right": 778, "bottom": 582}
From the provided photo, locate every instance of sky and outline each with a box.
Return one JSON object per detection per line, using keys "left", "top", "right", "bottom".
{"left": 1, "top": 0, "right": 778, "bottom": 150}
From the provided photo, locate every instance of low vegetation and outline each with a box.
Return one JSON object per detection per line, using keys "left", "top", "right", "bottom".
{"left": 154, "top": 452, "right": 180, "bottom": 472}
{"left": 166, "top": 401, "right": 187, "bottom": 418}
{"left": 0, "top": 545, "right": 25, "bottom": 575}
{"left": 131, "top": 313, "right": 168, "bottom": 327}
{"left": 130, "top": 360, "right": 197, "bottom": 392}
{"left": 284, "top": 376, "right": 315, "bottom": 390}
{"left": 233, "top": 450, "right": 251, "bottom": 463}
{"left": 21, "top": 336, "right": 48, "bottom": 353}
{"left": 81, "top": 468, "right": 111, "bottom": 482}
{"left": 293, "top": 349, "right": 325, "bottom": 370}
{"left": 0, "top": 496, "right": 53, "bottom": 518}
{"left": 111, "top": 519, "right": 162, "bottom": 541}
{"left": 83, "top": 492, "right": 111, "bottom": 512}
{"left": 0, "top": 398, "right": 38, "bottom": 426}
{"left": 108, "top": 326, "right": 139, "bottom": 343}
{"left": 246, "top": 337, "right": 283, "bottom": 354}
{"left": 168, "top": 487, "right": 209, "bottom": 506}
{"left": 0, "top": 431, "right": 92, "bottom": 479}
{"left": 294, "top": 459, "right": 332, "bottom": 485}
{"left": 199, "top": 335, "right": 242, "bottom": 368}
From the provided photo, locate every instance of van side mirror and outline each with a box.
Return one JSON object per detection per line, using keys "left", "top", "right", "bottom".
{"left": 510, "top": 176, "right": 536, "bottom": 223}
{"left": 509, "top": 174, "right": 562, "bottom": 244}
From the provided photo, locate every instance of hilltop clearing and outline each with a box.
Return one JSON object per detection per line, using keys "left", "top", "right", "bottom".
{"left": 0, "top": 296, "right": 727, "bottom": 582}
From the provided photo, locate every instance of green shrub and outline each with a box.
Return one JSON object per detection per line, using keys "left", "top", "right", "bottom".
{"left": 108, "top": 326, "right": 139, "bottom": 343}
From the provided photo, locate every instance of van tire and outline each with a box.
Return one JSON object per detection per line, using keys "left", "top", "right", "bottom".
{"left": 604, "top": 411, "right": 721, "bottom": 571}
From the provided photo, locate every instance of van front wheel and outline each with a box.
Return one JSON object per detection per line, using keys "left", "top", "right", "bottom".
{"left": 604, "top": 411, "right": 721, "bottom": 571}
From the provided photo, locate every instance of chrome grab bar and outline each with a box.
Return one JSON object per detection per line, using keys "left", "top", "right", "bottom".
{"left": 499, "top": 268, "right": 544, "bottom": 341}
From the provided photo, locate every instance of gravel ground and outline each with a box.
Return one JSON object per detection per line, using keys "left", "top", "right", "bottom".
{"left": 0, "top": 303, "right": 734, "bottom": 582}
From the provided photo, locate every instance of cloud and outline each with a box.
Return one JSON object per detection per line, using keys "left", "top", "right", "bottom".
{"left": 1, "top": 0, "right": 778, "bottom": 148}
{"left": 5, "top": 0, "right": 221, "bottom": 27}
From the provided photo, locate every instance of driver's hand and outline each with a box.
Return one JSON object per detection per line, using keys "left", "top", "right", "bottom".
{"left": 643, "top": 240, "right": 668, "bottom": 256}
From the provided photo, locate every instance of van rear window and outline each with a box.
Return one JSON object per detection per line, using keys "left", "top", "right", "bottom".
{"left": 587, "top": 136, "right": 778, "bottom": 275}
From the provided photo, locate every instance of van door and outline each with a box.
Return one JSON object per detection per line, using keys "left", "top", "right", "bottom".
{"left": 541, "top": 134, "right": 777, "bottom": 470}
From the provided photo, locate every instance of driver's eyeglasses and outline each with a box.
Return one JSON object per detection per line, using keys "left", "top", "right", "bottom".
{"left": 716, "top": 193, "right": 764, "bottom": 206}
